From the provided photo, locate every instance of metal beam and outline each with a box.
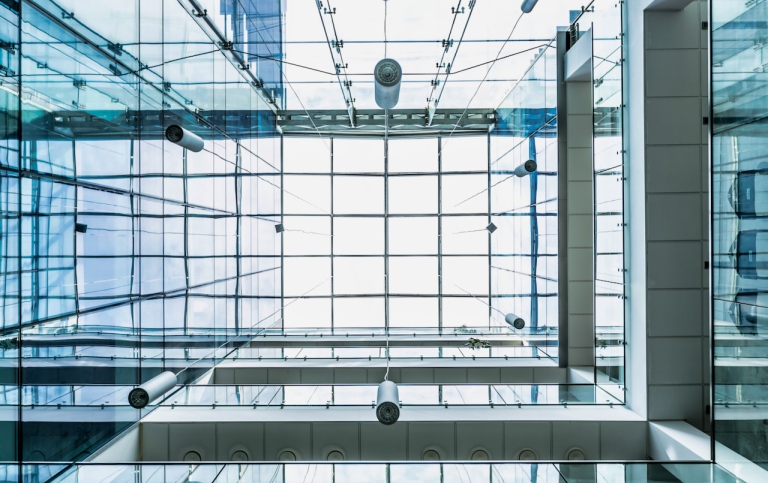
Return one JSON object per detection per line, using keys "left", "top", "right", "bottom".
{"left": 277, "top": 108, "right": 496, "bottom": 135}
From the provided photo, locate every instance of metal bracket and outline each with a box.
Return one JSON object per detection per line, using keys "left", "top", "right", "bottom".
{"left": 0, "top": 41, "right": 16, "bottom": 54}
{"left": 107, "top": 41, "right": 123, "bottom": 56}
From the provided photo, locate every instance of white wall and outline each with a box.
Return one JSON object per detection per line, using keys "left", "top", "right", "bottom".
{"left": 626, "top": 0, "right": 710, "bottom": 432}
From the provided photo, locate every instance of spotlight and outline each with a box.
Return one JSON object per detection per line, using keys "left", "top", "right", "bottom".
{"left": 521, "top": 0, "right": 539, "bottom": 14}
{"left": 128, "top": 371, "right": 177, "bottom": 409}
{"left": 376, "top": 380, "right": 400, "bottom": 425}
{"left": 505, "top": 313, "right": 526, "bottom": 330}
{"left": 514, "top": 160, "right": 537, "bottom": 177}
{"left": 374, "top": 58, "right": 402, "bottom": 109}
{"left": 486, "top": 222, "right": 498, "bottom": 234}
{"left": 165, "top": 125, "right": 205, "bottom": 153}
{"left": 274, "top": 223, "right": 285, "bottom": 233}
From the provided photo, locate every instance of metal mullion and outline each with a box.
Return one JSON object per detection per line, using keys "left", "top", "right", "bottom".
{"left": 438, "top": 136, "right": 443, "bottom": 338}
{"left": 130, "top": 137, "right": 138, "bottom": 350}
{"left": 29, "top": 157, "right": 40, "bottom": 322}
{"left": 289, "top": 170, "right": 489, "bottom": 177}
{"left": 279, "top": 253, "right": 490, "bottom": 258}
{"left": 283, "top": 213, "right": 489, "bottom": 218}
{"left": 384, "top": 135, "right": 390, "bottom": 342}
{"left": 183, "top": 146, "right": 189, "bottom": 337}
{"left": 487, "top": 132, "right": 492, "bottom": 330}
{"left": 280, "top": 135, "right": 285, "bottom": 335}
{"left": 330, "top": 137, "right": 335, "bottom": 338}
{"left": 18, "top": 169, "right": 237, "bottom": 218}
{"left": 129, "top": 139, "right": 136, "bottom": 318}
{"left": 15, "top": 15, "right": 22, "bottom": 464}
{"left": 235, "top": 142, "right": 242, "bottom": 334}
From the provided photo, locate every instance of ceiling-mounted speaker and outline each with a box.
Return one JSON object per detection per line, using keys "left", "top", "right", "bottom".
{"left": 374, "top": 58, "right": 402, "bottom": 110}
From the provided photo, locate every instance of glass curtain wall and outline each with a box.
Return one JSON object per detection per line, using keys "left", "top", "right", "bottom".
{"left": 712, "top": 0, "right": 768, "bottom": 468}
{"left": 0, "top": 0, "right": 20, "bottom": 466}
{"left": 571, "top": 0, "right": 626, "bottom": 400}
{"left": 279, "top": 134, "right": 542, "bottom": 359}
{"left": 8, "top": 462, "right": 743, "bottom": 483}
{"left": 490, "top": 38, "right": 559, "bottom": 361}
{"left": 0, "top": 0, "right": 282, "bottom": 463}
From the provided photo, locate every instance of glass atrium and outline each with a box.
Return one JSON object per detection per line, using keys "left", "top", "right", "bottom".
{"left": 0, "top": 0, "right": 765, "bottom": 481}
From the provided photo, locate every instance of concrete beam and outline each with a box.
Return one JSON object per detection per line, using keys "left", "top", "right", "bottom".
{"left": 644, "top": 0, "right": 696, "bottom": 11}
{"left": 648, "top": 421, "right": 710, "bottom": 461}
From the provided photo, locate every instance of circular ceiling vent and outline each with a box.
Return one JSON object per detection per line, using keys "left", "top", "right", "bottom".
{"left": 566, "top": 448, "right": 586, "bottom": 461}
{"left": 278, "top": 450, "right": 297, "bottom": 462}
{"left": 518, "top": 449, "right": 538, "bottom": 460}
{"left": 183, "top": 450, "right": 201, "bottom": 462}
{"left": 422, "top": 449, "right": 441, "bottom": 461}
{"left": 231, "top": 450, "right": 249, "bottom": 462}
{"left": 327, "top": 450, "right": 345, "bottom": 461}
{"left": 471, "top": 449, "right": 490, "bottom": 461}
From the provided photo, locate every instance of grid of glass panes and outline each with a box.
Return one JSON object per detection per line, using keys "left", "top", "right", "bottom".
{"left": 712, "top": 0, "right": 768, "bottom": 465}
{"left": 489, "top": 38, "right": 559, "bottom": 360}
{"left": 281, "top": 135, "right": 495, "bottom": 332}
{"left": 0, "top": 0, "right": 284, "bottom": 463}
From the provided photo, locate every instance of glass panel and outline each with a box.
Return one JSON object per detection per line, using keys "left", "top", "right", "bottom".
{"left": 334, "top": 176, "right": 384, "bottom": 214}
{"left": 334, "top": 139, "right": 383, "bottom": 173}
{"left": 712, "top": 0, "right": 768, "bottom": 467}
{"left": 389, "top": 176, "right": 438, "bottom": 215}
{"left": 578, "top": 0, "right": 626, "bottom": 401}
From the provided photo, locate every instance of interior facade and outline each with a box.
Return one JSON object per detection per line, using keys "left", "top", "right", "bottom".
{"left": 0, "top": 0, "right": 765, "bottom": 481}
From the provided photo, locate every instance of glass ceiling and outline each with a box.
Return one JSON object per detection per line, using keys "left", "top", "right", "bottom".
{"left": 282, "top": 0, "right": 585, "bottom": 110}
{"left": 17, "top": 0, "right": 586, "bottom": 115}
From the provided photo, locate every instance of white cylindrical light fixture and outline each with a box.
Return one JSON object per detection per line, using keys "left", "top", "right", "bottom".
{"left": 521, "top": 0, "right": 539, "bottom": 14}
{"left": 505, "top": 313, "right": 526, "bottom": 330}
{"left": 514, "top": 159, "right": 537, "bottom": 177}
{"left": 374, "top": 58, "right": 402, "bottom": 110}
{"left": 128, "top": 371, "right": 177, "bottom": 409}
{"left": 165, "top": 125, "right": 205, "bottom": 153}
{"left": 376, "top": 380, "right": 400, "bottom": 425}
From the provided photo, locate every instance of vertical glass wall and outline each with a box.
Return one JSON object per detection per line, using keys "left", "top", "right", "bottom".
{"left": 712, "top": 0, "right": 768, "bottom": 468}
{"left": 490, "top": 38, "right": 559, "bottom": 360}
{"left": 572, "top": 0, "right": 626, "bottom": 400}
{"left": 0, "top": 0, "right": 20, "bottom": 464}
{"left": 0, "top": 0, "right": 282, "bottom": 464}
